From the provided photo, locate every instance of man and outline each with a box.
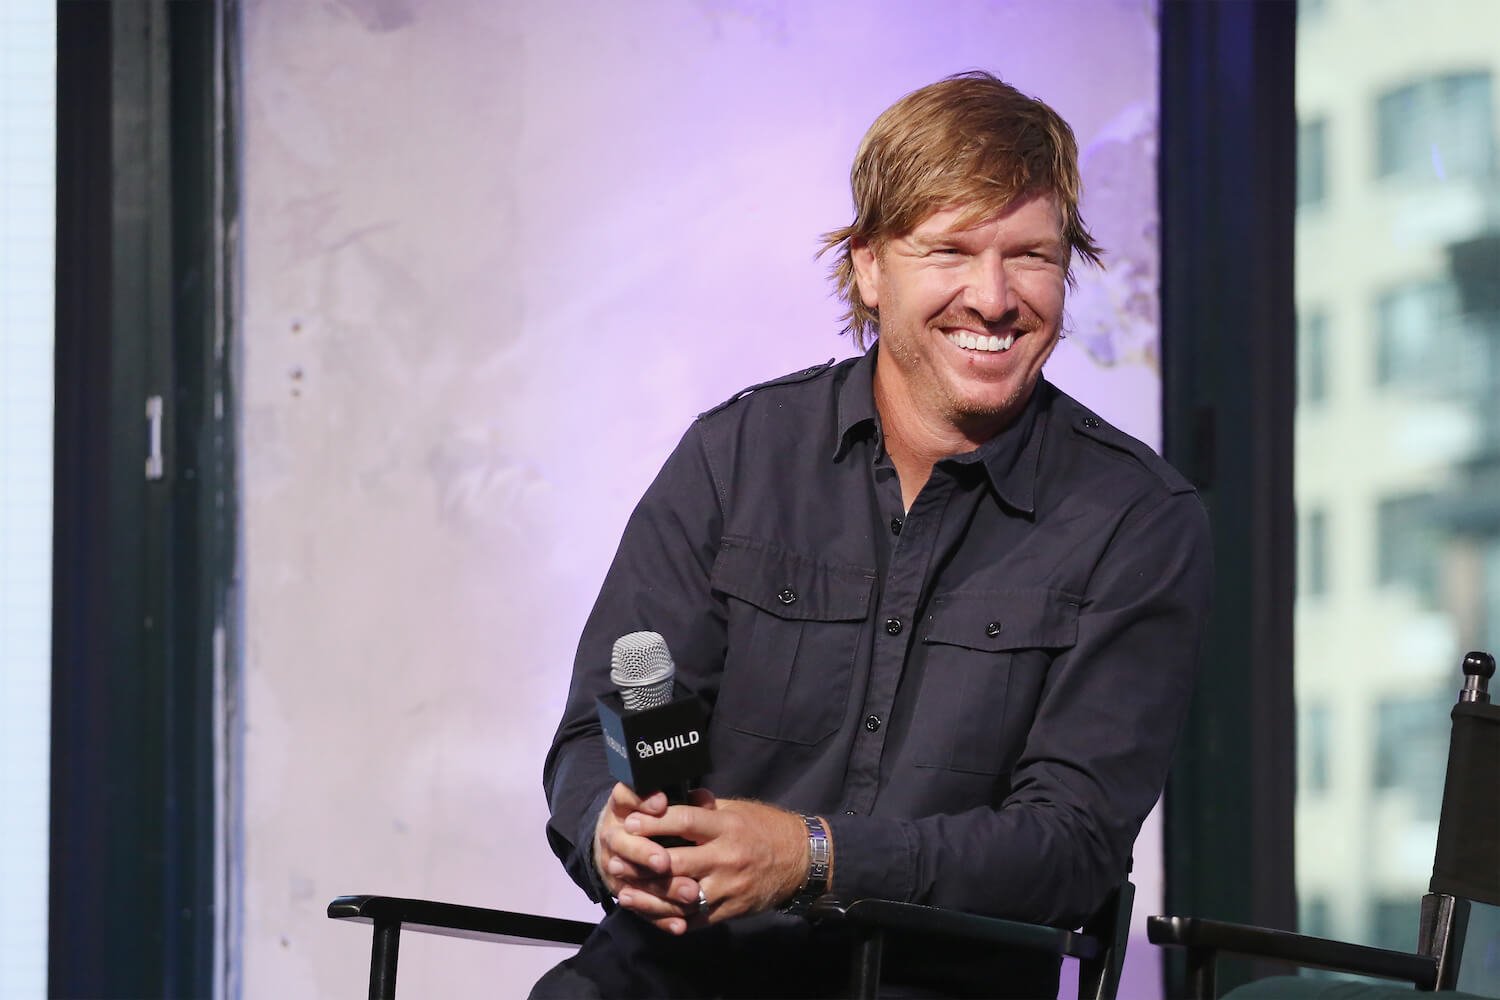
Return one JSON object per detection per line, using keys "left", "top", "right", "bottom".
{"left": 535, "top": 71, "right": 1211, "bottom": 999}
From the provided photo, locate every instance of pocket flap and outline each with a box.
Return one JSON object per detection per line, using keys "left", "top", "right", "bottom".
{"left": 924, "top": 588, "right": 1079, "bottom": 651}
{"left": 711, "top": 536, "right": 874, "bottom": 622}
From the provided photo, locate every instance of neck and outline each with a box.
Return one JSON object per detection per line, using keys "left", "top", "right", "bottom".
{"left": 873, "top": 367, "right": 1018, "bottom": 511}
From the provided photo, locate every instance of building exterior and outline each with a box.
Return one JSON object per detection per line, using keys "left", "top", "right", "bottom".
{"left": 1294, "top": 0, "right": 1500, "bottom": 955}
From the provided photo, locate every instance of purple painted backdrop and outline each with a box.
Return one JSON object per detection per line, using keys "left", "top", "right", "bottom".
{"left": 240, "top": 2, "right": 1163, "bottom": 995}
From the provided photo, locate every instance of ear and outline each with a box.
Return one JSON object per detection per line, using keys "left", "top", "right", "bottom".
{"left": 850, "top": 238, "right": 881, "bottom": 310}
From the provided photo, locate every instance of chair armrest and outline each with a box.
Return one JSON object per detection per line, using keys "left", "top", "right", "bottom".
{"left": 327, "top": 895, "right": 595, "bottom": 948}
{"left": 1146, "top": 915, "right": 1437, "bottom": 989}
{"left": 810, "top": 895, "right": 1100, "bottom": 960}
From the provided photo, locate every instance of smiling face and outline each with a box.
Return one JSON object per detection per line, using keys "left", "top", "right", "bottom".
{"left": 852, "top": 193, "right": 1068, "bottom": 443}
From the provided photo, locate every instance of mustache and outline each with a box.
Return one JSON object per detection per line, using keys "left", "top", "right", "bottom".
{"left": 934, "top": 306, "right": 1042, "bottom": 335}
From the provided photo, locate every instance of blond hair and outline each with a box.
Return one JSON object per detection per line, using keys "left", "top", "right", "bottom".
{"left": 820, "top": 71, "right": 1103, "bottom": 347}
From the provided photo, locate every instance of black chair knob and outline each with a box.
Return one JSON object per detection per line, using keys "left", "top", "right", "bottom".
{"left": 1460, "top": 651, "right": 1494, "bottom": 705}
{"left": 1462, "top": 651, "right": 1496, "bottom": 680}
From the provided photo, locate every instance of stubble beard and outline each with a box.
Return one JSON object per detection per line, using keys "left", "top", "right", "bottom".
{"left": 883, "top": 306, "right": 1052, "bottom": 432}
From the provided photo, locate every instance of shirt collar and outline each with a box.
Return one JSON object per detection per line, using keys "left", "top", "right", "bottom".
{"left": 833, "top": 343, "right": 1045, "bottom": 515}
{"left": 834, "top": 346, "right": 882, "bottom": 458}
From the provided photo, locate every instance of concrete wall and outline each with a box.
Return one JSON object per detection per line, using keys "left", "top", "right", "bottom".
{"left": 239, "top": 1, "right": 1163, "bottom": 994}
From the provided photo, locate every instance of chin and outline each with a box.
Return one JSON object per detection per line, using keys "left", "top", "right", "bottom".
{"left": 948, "top": 383, "right": 1031, "bottom": 424}
{"left": 949, "top": 398, "right": 1017, "bottom": 425}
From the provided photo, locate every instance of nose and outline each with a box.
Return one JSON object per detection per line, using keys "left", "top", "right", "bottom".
{"left": 965, "top": 251, "right": 1015, "bottom": 322}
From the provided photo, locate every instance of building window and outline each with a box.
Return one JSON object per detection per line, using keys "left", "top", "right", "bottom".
{"left": 1375, "top": 492, "right": 1442, "bottom": 605}
{"left": 1299, "top": 702, "right": 1332, "bottom": 793}
{"left": 1302, "top": 507, "right": 1330, "bottom": 597}
{"left": 1298, "top": 308, "right": 1329, "bottom": 404}
{"left": 1372, "top": 693, "right": 1451, "bottom": 819}
{"left": 1371, "top": 897, "right": 1419, "bottom": 953}
{"left": 1298, "top": 118, "right": 1329, "bottom": 208}
{"left": 1299, "top": 896, "right": 1331, "bottom": 939}
{"left": 1486, "top": 539, "right": 1500, "bottom": 655}
{"left": 1376, "top": 72, "right": 1495, "bottom": 183}
{"left": 1375, "top": 281, "right": 1455, "bottom": 388}
{"left": 1297, "top": 0, "right": 1328, "bottom": 23}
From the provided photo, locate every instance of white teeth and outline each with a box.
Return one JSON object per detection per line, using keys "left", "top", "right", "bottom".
{"left": 946, "top": 331, "right": 1014, "bottom": 353}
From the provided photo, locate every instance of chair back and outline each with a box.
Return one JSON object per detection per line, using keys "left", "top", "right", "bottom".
{"left": 1429, "top": 651, "right": 1500, "bottom": 909}
{"left": 1077, "top": 880, "right": 1135, "bottom": 1000}
{"left": 1418, "top": 650, "right": 1500, "bottom": 991}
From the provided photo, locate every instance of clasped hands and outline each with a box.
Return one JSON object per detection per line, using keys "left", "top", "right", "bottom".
{"left": 593, "top": 783, "right": 810, "bottom": 935}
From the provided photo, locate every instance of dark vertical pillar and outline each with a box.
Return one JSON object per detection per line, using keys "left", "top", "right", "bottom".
{"left": 51, "top": 2, "right": 125, "bottom": 986}
{"left": 164, "top": 0, "right": 233, "bottom": 992}
{"left": 1160, "top": 1, "right": 1298, "bottom": 995}
{"left": 50, "top": 1, "right": 232, "bottom": 995}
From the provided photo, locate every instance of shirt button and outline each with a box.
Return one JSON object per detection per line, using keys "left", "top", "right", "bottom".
{"left": 890, "top": 517, "right": 903, "bottom": 536}
{"left": 864, "top": 715, "right": 882, "bottom": 732}
{"left": 844, "top": 809, "right": 857, "bottom": 815}
{"left": 777, "top": 588, "right": 797, "bottom": 605}
{"left": 1083, "top": 416, "right": 1101, "bottom": 429}
{"left": 986, "top": 622, "right": 1002, "bottom": 637}
{"left": 885, "top": 617, "right": 902, "bottom": 635}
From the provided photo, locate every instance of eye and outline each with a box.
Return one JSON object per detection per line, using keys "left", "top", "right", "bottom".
{"left": 1015, "top": 250, "right": 1062, "bottom": 267}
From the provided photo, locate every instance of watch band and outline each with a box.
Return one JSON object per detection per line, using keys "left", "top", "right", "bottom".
{"left": 780, "top": 814, "right": 831, "bottom": 915}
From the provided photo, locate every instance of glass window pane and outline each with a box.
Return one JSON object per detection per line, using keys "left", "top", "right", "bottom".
{"left": 1298, "top": 119, "right": 1329, "bottom": 209}
{"left": 1371, "top": 897, "right": 1420, "bottom": 953}
{"left": 1298, "top": 701, "right": 1332, "bottom": 792}
{"left": 1375, "top": 492, "right": 1441, "bottom": 604}
{"left": 1296, "top": 0, "right": 1500, "bottom": 949}
{"left": 1299, "top": 308, "right": 1330, "bottom": 404}
{"left": 1302, "top": 508, "right": 1330, "bottom": 597}
{"left": 1374, "top": 282, "right": 1454, "bottom": 388}
{"left": 0, "top": 5, "right": 56, "bottom": 997}
{"left": 1376, "top": 72, "right": 1495, "bottom": 182}
{"left": 1371, "top": 694, "right": 1450, "bottom": 819}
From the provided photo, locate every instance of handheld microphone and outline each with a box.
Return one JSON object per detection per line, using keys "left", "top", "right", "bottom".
{"left": 610, "top": 631, "right": 676, "bottom": 711}
{"left": 597, "top": 631, "right": 711, "bottom": 804}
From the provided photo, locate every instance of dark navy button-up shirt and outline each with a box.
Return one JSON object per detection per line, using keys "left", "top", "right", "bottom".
{"left": 544, "top": 346, "right": 1212, "bottom": 934}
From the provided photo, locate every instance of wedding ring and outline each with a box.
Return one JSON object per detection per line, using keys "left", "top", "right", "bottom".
{"left": 696, "top": 888, "right": 709, "bottom": 912}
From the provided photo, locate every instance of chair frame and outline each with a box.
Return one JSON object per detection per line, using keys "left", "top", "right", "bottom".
{"left": 329, "top": 880, "right": 1134, "bottom": 1000}
{"left": 810, "top": 880, "right": 1134, "bottom": 1000}
{"left": 326, "top": 895, "right": 593, "bottom": 1000}
{"left": 1148, "top": 650, "right": 1495, "bottom": 999}
{"left": 1145, "top": 892, "right": 1464, "bottom": 997}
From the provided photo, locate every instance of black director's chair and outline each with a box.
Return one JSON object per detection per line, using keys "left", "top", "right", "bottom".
{"left": 331, "top": 862, "right": 1135, "bottom": 999}
{"left": 1149, "top": 651, "right": 1500, "bottom": 999}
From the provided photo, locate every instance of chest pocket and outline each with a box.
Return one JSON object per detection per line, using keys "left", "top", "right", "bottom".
{"left": 710, "top": 537, "right": 874, "bottom": 745}
{"left": 913, "top": 587, "right": 1079, "bottom": 774}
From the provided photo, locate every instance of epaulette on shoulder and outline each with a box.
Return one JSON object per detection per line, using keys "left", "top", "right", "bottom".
{"left": 1071, "top": 408, "right": 1196, "bottom": 495}
{"left": 697, "top": 359, "right": 837, "bottom": 419}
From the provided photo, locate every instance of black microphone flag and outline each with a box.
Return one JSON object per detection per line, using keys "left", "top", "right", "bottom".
{"left": 598, "top": 631, "right": 711, "bottom": 799}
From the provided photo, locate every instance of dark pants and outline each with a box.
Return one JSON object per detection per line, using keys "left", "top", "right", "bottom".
{"left": 528, "top": 909, "right": 1060, "bottom": 999}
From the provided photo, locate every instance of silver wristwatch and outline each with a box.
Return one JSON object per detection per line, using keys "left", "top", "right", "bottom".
{"left": 779, "top": 814, "right": 831, "bottom": 915}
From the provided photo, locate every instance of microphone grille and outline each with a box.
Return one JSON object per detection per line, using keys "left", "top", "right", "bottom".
{"left": 610, "top": 631, "right": 675, "bottom": 711}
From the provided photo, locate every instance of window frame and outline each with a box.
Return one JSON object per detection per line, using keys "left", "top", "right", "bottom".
{"left": 1161, "top": 3, "right": 1298, "bottom": 995}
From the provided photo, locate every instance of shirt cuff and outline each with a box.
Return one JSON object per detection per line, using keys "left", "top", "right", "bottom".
{"left": 576, "top": 785, "right": 615, "bottom": 905}
{"left": 822, "top": 813, "right": 916, "bottom": 903}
